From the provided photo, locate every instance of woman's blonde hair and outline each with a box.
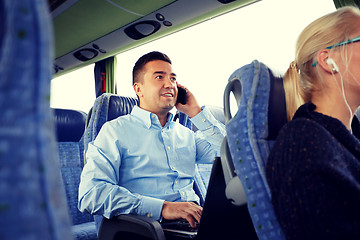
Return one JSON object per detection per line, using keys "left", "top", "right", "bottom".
{"left": 284, "top": 6, "right": 360, "bottom": 120}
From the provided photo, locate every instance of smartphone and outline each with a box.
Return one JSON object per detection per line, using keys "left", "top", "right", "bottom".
{"left": 176, "top": 86, "right": 188, "bottom": 105}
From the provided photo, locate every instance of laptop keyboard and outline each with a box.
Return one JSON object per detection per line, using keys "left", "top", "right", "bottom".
{"left": 161, "top": 219, "right": 199, "bottom": 232}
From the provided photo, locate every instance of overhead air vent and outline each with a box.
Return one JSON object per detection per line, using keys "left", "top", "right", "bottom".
{"left": 124, "top": 20, "right": 161, "bottom": 40}
{"left": 73, "top": 48, "right": 98, "bottom": 62}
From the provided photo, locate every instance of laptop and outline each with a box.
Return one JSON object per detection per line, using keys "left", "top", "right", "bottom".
{"left": 161, "top": 219, "right": 198, "bottom": 239}
{"left": 161, "top": 157, "right": 258, "bottom": 240}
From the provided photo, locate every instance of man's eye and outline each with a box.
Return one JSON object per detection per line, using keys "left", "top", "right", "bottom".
{"left": 171, "top": 77, "right": 177, "bottom": 82}
{"left": 155, "top": 75, "right": 163, "bottom": 79}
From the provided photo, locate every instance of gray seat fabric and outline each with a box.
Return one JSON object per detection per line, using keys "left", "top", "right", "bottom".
{"left": 54, "top": 108, "right": 97, "bottom": 240}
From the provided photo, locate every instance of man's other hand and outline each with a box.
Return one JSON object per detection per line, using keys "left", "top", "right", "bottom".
{"left": 161, "top": 201, "right": 202, "bottom": 228}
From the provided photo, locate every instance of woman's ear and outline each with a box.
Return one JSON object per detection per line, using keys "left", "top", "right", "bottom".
{"left": 317, "top": 50, "right": 337, "bottom": 74}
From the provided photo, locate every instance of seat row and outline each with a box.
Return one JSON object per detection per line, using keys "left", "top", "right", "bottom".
{"left": 53, "top": 60, "right": 290, "bottom": 240}
{"left": 53, "top": 93, "right": 227, "bottom": 239}
{"left": 0, "top": 1, "right": 310, "bottom": 239}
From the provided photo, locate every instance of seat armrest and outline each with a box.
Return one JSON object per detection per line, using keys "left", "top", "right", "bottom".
{"left": 98, "top": 214, "right": 165, "bottom": 240}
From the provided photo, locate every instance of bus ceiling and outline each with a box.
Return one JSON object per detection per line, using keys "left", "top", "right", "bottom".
{"left": 50, "top": 0, "right": 260, "bottom": 78}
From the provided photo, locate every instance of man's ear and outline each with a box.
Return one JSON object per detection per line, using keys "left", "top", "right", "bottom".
{"left": 317, "top": 50, "right": 336, "bottom": 74}
{"left": 133, "top": 82, "right": 143, "bottom": 98}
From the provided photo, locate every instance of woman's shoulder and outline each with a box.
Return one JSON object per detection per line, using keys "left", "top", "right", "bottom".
{"left": 268, "top": 116, "right": 340, "bottom": 169}
{"left": 277, "top": 116, "right": 333, "bottom": 143}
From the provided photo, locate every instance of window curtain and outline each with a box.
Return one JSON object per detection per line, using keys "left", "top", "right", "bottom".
{"left": 94, "top": 56, "right": 117, "bottom": 97}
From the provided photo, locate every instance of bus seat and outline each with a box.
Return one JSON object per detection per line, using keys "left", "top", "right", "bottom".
{"left": 53, "top": 108, "right": 97, "bottom": 240}
{"left": 164, "top": 106, "right": 226, "bottom": 207}
{"left": 83, "top": 93, "right": 139, "bottom": 235}
{"left": 0, "top": 0, "right": 73, "bottom": 239}
{"left": 190, "top": 105, "right": 226, "bottom": 206}
{"left": 84, "top": 93, "right": 222, "bottom": 239}
{"left": 84, "top": 93, "right": 165, "bottom": 240}
{"left": 223, "top": 60, "right": 287, "bottom": 240}
{"left": 84, "top": 93, "right": 139, "bottom": 165}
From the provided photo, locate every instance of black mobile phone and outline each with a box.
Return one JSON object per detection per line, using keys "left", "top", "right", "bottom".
{"left": 176, "top": 87, "right": 188, "bottom": 105}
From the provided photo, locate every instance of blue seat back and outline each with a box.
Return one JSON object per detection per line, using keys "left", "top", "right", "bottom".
{"left": 54, "top": 108, "right": 94, "bottom": 225}
{"left": 0, "top": 0, "right": 72, "bottom": 239}
{"left": 84, "top": 93, "right": 139, "bottom": 232}
{"left": 85, "top": 93, "right": 222, "bottom": 229}
{"left": 84, "top": 93, "right": 139, "bottom": 160}
{"left": 186, "top": 105, "right": 225, "bottom": 206}
{"left": 224, "top": 60, "right": 287, "bottom": 239}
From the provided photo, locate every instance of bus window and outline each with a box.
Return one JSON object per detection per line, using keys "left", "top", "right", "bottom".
{"left": 115, "top": 0, "right": 335, "bottom": 109}
{"left": 50, "top": 64, "right": 95, "bottom": 113}
{"left": 50, "top": 0, "right": 335, "bottom": 114}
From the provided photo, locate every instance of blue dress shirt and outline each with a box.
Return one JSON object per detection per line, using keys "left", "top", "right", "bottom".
{"left": 78, "top": 106, "right": 225, "bottom": 220}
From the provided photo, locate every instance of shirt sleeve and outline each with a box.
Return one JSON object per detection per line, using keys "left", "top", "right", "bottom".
{"left": 190, "top": 106, "right": 226, "bottom": 163}
{"left": 78, "top": 122, "right": 164, "bottom": 220}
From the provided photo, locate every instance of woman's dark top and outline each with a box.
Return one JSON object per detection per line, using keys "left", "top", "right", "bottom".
{"left": 266, "top": 102, "right": 360, "bottom": 240}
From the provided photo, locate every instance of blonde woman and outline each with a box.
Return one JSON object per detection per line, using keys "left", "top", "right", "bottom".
{"left": 266, "top": 7, "right": 360, "bottom": 239}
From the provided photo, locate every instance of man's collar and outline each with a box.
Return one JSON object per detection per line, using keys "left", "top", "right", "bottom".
{"left": 131, "top": 106, "right": 174, "bottom": 129}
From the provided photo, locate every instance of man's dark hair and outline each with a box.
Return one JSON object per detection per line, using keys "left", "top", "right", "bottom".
{"left": 132, "top": 51, "right": 172, "bottom": 85}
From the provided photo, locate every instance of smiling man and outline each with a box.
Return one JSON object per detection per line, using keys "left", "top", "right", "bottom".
{"left": 78, "top": 51, "right": 225, "bottom": 229}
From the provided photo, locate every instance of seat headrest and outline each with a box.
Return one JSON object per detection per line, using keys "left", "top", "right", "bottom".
{"left": 108, "top": 95, "right": 139, "bottom": 121}
{"left": 86, "top": 95, "right": 139, "bottom": 128}
{"left": 53, "top": 108, "right": 87, "bottom": 142}
{"left": 224, "top": 61, "right": 287, "bottom": 141}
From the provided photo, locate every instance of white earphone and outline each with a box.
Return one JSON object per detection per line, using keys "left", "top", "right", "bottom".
{"left": 327, "top": 58, "right": 339, "bottom": 72}
{"left": 327, "top": 57, "right": 353, "bottom": 130}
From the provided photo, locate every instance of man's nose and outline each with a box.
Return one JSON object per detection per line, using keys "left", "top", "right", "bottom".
{"left": 164, "top": 77, "right": 176, "bottom": 88}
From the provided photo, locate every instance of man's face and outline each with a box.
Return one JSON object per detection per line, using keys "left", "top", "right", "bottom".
{"left": 134, "top": 60, "right": 178, "bottom": 115}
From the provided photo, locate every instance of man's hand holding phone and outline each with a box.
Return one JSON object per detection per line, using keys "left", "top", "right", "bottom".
{"left": 176, "top": 86, "right": 188, "bottom": 105}
{"left": 175, "top": 83, "right": 201, "bottom": 118}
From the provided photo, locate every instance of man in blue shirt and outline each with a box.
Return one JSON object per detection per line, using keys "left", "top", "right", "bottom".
{"left": 78, "top": 51, "right": 225, "bottom": 228}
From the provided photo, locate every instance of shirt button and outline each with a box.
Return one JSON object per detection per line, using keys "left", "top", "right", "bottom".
{"left": 167, "top": 146, "right": 171, "bottom": 150}
{"left": 171, "top": 166, "right": 175, "bottom": 171}
{"left": 202, "top": 119, "right": 206, "bottom": 122}
{"left": 147, "top": 213, "right": 152, "bottom": 218}
{"left": 181, "top": 192, "right": 185, "bottom": 196}
{"left": 175, "top": 180, "right": 178, "bottom": 184}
